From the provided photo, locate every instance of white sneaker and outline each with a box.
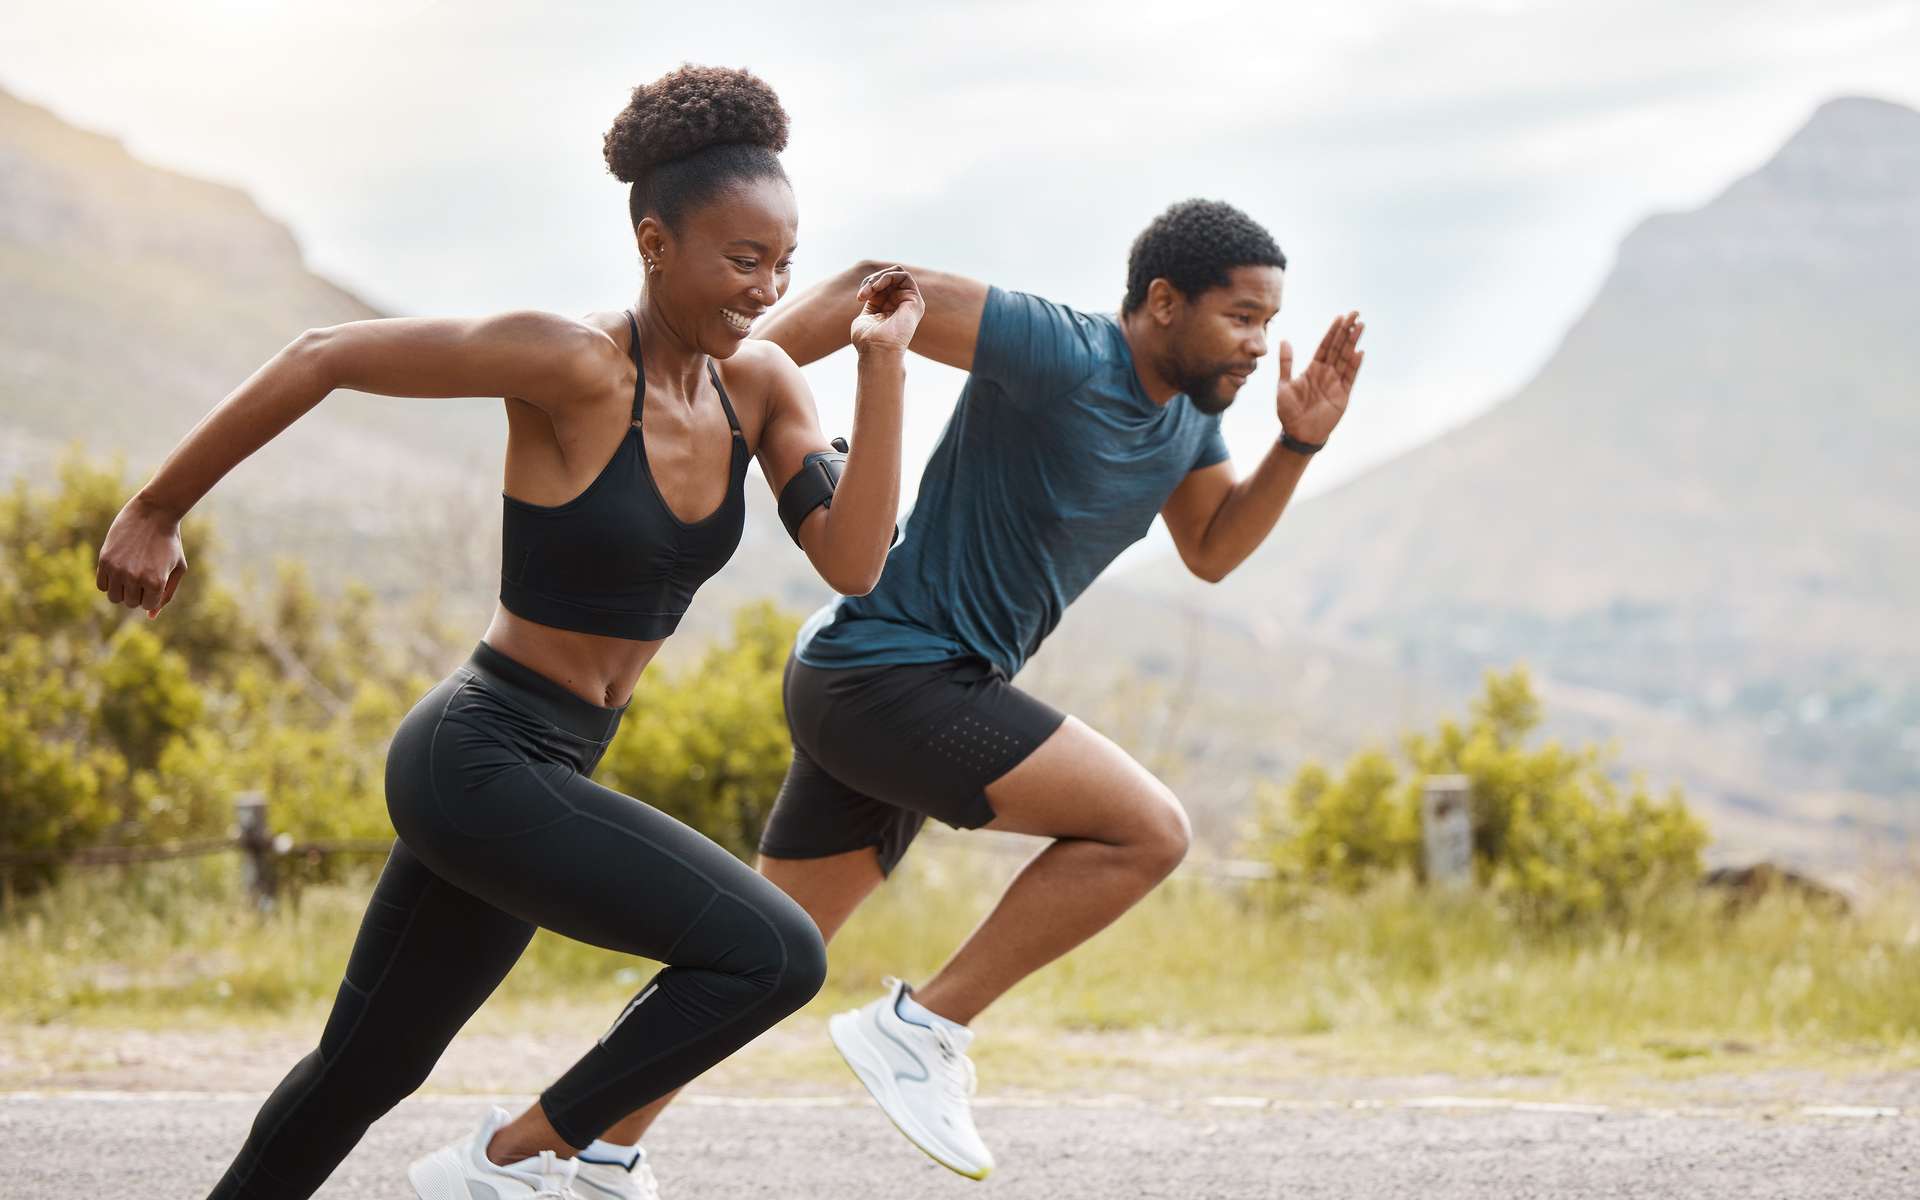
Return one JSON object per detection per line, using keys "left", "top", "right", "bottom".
{"left": 573, "top": 1149, "right": 660, "bottom": 1200}
{"left": 408, "top": 1105, "right": 581, "bottom": 1199}
{"left": 829, "top": 977, "right": 994, "bottom": 1180}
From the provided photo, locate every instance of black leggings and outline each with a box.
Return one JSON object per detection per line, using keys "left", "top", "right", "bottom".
{"left": 208, "top": 643, "right": 827, "bottom": 1199}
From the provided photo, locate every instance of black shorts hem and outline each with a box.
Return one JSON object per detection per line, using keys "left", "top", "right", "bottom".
{"left": 755, "top": 835, "right": 897, "bottom": 872}
{"left": 757, "top": 781, "right": 998, "bottom": 877}
{"left": 760, "top": 654, "right": 1063, "bottom": 877}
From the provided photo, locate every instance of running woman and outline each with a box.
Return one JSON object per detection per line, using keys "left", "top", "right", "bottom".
{"left": 600, "top": 199, "right": 1365, "bottom": 1181}
{"left": 94, "top": 66, "right": 923, "bottom": 1200}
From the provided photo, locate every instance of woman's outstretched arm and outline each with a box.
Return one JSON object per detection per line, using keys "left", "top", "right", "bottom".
{"left": 96, "top": 312, "right": 614, "bottom": 614}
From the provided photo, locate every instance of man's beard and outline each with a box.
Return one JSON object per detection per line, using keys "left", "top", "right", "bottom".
{"left": 1174, "top": 366, "right": 1237, "bottom": 414}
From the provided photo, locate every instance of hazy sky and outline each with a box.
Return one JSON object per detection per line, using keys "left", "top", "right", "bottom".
{"left": 6, "top": 0, "right": 1917, "bottom": 518}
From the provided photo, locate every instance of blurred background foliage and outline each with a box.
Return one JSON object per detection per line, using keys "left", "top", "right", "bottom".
{"left": 1251, "top": 667, "right": 1708, "bottom": 930}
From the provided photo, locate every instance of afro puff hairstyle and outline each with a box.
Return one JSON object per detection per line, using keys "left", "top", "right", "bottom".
{"left": 1122, "top": 199, "right": 1286, "bottom": 315}
{"left": 604, "top": 64, "right": 790, "bottom": 229}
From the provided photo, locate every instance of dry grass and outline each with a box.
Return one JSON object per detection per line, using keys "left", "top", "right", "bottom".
{"left": 5, "top": 843, "right": 1917, "bottom": 1083}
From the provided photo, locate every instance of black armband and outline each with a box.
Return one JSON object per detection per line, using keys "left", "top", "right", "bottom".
{"left": 778, "top": 437, "right": 899, "bottom": 547}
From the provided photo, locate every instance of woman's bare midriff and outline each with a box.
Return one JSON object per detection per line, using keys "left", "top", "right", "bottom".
{"left": 481, "top": 606, "right": 666, "bottom": 709}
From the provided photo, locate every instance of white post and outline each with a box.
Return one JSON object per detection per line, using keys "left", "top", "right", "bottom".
{"left": 234, "top": 790, "right": 277, "bottom": 911}
{"left": 1421, "top": 775, "right": 1474, "bottom": 887}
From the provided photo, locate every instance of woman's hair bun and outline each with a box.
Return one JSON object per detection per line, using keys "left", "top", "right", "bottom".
{"left": 604, "top": 64, "right": 790, "bottom": 184}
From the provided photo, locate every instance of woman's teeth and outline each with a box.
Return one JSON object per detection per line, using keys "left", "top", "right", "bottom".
{"left": 722, "top": 308, "right": 754, "bottom": 334}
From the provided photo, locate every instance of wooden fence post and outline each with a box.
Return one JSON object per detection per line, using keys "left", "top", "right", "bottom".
{"left": 234, "top": 791, "right": 277, "bottom": 911}
{"left": 1421, "top": 775, "right": 1474, "bottom": 887}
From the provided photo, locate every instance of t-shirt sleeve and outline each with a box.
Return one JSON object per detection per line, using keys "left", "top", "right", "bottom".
{"left": 971, "top": 286, "right": 1101, "bottom": 400}
{"left": 1191, "top": 421, "right": 1231, "bottom": 471}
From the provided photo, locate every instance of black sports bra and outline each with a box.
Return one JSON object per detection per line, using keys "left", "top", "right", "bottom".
{"left": 498, "top": 311, "right": 750, "bottom": 640}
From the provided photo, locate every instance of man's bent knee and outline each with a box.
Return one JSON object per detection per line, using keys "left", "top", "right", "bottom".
{"left": 1136, "top": 788, "right": 1192, "bottom": 880}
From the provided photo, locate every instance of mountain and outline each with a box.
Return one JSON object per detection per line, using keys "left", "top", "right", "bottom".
{"left": 0, "top": 87, "right": 488, "bottom": 597}
{"left": 1113, "top": 96, "right": 1920, "bottom": 860}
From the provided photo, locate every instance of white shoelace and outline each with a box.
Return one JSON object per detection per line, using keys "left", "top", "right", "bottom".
{"left": 528, "top": 1150, "right": 579, "bottom": 1199}
{"left": 933, "top": 1027, "right": 978, "bottom": 1104}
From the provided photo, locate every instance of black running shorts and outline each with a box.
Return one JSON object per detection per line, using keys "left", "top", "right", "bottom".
{"left": 758, "top": 652, "right": 1068, "bottom": 875}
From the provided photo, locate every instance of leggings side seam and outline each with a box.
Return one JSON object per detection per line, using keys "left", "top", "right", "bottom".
{"left": 661, "top": 892, "right": 720, "bottom": 964}
{"left": 424, "top": 677, "right": 476, "bottom": 821}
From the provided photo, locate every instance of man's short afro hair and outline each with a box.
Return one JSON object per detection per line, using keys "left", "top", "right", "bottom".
{"left": 1123, "top": 199, "right": 1286, "bottom": 314}
{"left": 603, "top": 64, "right": 791, "bottom": 229}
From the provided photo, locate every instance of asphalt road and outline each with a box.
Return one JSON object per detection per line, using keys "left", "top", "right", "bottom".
{"left": 0, "top": 1089, "right": 1910, "bottom": 1198}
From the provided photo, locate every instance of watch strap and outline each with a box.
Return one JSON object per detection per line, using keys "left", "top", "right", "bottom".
{"left": 1280, "top": 430, "right": 1325, "bottom": 456}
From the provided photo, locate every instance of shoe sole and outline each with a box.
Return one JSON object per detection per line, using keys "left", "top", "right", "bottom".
{"left": 407, "top": 1150, "right": 475, "bottom": 1200}
{"left": 829, "top": 1009, "right": 992, "bottom": 1181}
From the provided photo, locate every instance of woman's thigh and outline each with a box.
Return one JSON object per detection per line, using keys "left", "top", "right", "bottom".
{"left": 389, "top": 668, "right": 813, "bottom": 969}
{"left": 413, "top": 757, "right": 813, "bottom": 971}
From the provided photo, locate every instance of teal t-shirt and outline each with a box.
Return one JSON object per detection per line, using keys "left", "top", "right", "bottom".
{"left": 796, "top": 286, "right": 1231, "bottom": 677}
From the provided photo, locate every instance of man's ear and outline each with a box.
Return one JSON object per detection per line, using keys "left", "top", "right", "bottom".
{"left": 1146, "top": 277, "right": 1182, "bottom": 328}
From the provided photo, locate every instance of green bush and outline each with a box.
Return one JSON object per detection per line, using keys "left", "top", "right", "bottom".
{"left": 0, "top": 636, "right": 127, "bottom": 893}
{"left": 0, "top": 456, "right": 207, "bottom": 889}
{"left": 0, "top": 455, "right": 451, "bottom": 896}
{"left": 1253, "top": 666, "right": 1708, "bottom": 929}
{"left": 596, "top": 601, "right": 799, "bottom": 860}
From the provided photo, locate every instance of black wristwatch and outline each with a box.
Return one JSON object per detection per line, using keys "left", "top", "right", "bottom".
{"left": 1279, "top": 430, "right": 1325, "bottom": 456}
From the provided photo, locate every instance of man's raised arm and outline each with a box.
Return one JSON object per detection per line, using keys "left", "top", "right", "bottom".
{"left": 757, "top": 260, "right": 988, "bottom": 370}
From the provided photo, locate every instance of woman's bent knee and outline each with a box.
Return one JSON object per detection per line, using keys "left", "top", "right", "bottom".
{"left": 763, "top": 895, "right": 829, "bottom": 1013}
{"left": 696, "top": 884, "right": 828, "bottom": 1016}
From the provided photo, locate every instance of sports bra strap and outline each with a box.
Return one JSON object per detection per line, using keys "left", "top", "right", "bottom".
{"left": 708, "top": 361, "right": 745, "bottom": 440}
{"left": 625, "top": 309, "right": 741, "bottom": 440}
{"left": 624, "top": 310, "right": 645, "bottom": 422}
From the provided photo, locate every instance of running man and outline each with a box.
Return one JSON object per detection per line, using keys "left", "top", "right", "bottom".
{"left": 603, "top": 199, "right": 1364, "bottom": 1182}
